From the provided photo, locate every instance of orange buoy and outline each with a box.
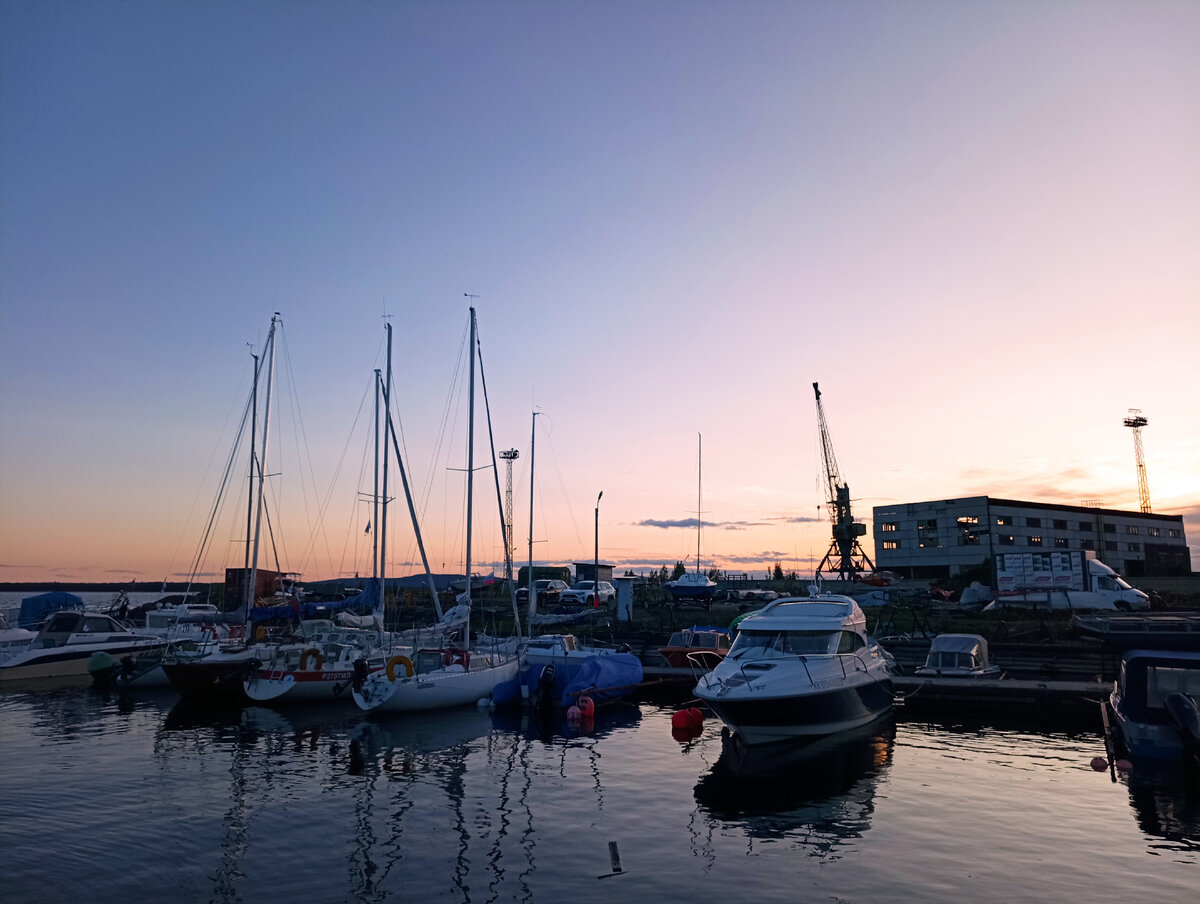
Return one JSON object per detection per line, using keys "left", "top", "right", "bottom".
{"left": 578, "top": 696, "right": 595, "bottom": 718}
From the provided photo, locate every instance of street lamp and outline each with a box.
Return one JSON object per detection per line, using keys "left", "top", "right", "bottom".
{"left": 594, "top": 491, "right": 603, "bottom": 607}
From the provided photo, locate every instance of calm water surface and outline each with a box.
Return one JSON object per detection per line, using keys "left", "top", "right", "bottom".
{"left": 0, "top": 683, "right": 1195, "bottom": 904}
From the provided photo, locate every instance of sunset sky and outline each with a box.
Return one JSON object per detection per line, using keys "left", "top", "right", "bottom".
{"left": 2, "top": 1, "right": 1197, "bottom": 586}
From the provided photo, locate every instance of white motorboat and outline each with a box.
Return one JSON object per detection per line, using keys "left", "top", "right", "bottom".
{"left": 1109, "top": 649, "right": 1200, "bottom": 766}
{"left": 0, "top": 610, "right": 166, "bottom": 683}
{"left": 914, "top": 634, "right": 1002, "bottom": 678}
{"left": 694, "top": 593, "right": 895, "bottom": 746}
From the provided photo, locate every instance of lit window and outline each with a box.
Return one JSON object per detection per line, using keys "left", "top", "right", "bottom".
{"left": 1028, "top": 536, "right": 1043, "bottom": 546}
{"left": 1148, "top": 527, "right": 1160, "bottom": 537}
{"left": 1126, "top": 525, "right": 1139, "bottom": 535}
{"left": 997, "top": 515, "right": 1013, "bottom": 526}
{"left": 1054, "top": 537, "right": 1068, "bottom": 548}
{"left": 880, "top": 522, "right": 898, "bottom": 532}
{"left": 1169, "top": 529, "right": 1181, "bottom": 538}
{"left": 883, "top": 540, "right": 900, "bottom": 550}
{"left": 999, "top": 535, "right": 1015, "bottom": 546}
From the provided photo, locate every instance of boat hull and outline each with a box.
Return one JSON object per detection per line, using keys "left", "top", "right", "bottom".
{"left": 1, "top": 639, "right": 166, "bottom": 683}
{"left": 244, "top": 665, "right": 380, "bottom": 703}
{"left": 162, "top": 648, "right": 258, "bottom": 704}
{"left": 354, "top": 657, "right": 520, "bottom": 713}
{"left": 698, "top": 678, "right": 895, "bottom": 745}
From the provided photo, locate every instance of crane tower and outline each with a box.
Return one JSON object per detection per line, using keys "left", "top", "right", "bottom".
{"left": 499, "top": 449, "right": 519, "bottom": 582}
{"left": 1123, "top": 410, "right": 1152, "bottom": 513}
{"left": 813, "top": 382, "right": 875, "bottom": 581}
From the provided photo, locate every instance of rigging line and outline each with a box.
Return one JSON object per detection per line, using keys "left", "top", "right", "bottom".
{"left": 168, "top": 352, "right": 259, "bottom": 588}
{"left": 474, "top": 325, "right": 521, "bottom": 634}
{"left": 184, "top": 369, "right": 258, "bottom": 592}
{"left": 538, "top": 415, "right": 585, "bottom": 551}
{"left": 334, "top": 373, "right": 377, "bottom": 582}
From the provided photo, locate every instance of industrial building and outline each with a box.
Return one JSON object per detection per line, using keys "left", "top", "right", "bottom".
{"left": 871, "top": 497, "right": 1191, "bottom": 580}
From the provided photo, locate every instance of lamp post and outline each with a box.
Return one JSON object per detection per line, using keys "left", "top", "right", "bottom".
{"left": 594, "top": 491, "right": 603, "bottom": 607}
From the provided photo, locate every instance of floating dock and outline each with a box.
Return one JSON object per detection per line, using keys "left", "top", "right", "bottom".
{"left": 894, "top": 675, "right": 1109, "bottom": 711}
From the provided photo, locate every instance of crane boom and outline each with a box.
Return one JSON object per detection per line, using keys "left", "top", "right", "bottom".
{"left": 812, "top": 382, "right": 875, "bottom": 581}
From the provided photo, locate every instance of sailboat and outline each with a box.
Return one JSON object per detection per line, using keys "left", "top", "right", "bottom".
{"left": 163, "top": 314, "right": 287, "bottom": 704}
{"left": 353, "top": 306, "right": 521, "bottom": 713}
{"left": 666, "top": 434, "right": 718, "bottom": 603}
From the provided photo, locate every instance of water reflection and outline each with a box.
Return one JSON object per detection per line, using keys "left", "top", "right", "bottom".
{"left": 694, "top": 717, "right": 895, "bottom": 858}
{"left": 1123, "top": 762, "right": 1200, "bottom": 851}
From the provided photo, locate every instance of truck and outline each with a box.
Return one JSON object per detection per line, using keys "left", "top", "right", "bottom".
{"left": 983, "top": 550, "right": 1150, "bottom": 611}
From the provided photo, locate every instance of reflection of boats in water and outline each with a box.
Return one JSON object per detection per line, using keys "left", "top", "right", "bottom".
{"left": 1122, "top": 761, "right": 1200, "bottom": 846}
{"left": 694, "top": 718, "right": 894, "bottom": 849}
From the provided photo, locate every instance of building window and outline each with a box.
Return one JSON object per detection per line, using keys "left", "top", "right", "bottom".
{"left": 1054, "top": 537, "right": 1069, "bottom": 548}
{"left": 880, "top": 522, "right": 898, "bottom": 532}
{"left": 996, "top": 515, "right": 1013, "bottom": 526}
{"left": 1169, "top": 529, "right": 1181, "bottom": 538}
{"left": 1081, "top": 539, "right": 1094, "bottom": 550}
{"left": 957, "top": 516, "right": 978, "bottom": 526}
{"left": 919, "top": 519, "right": 938, "bottom": 529}
{"left": 1148, "top": 527, "right": 1160, "bottom": 537}
{"left": 960, "top": 532, "right": 981, "bottom": 546}
{"left": 998, "top": 535, "right": 1015, "bottom": 546}
{"left": 1128, "top": 542, "right": 1141, "bottom": 552}
{"left": 1028, "top": 536, "right": 1043, "bottom": 546}
{"left": 1104, "top": 524, "right": 1116, "bottom": 534}
{"left": 1079, "top": 522, "right": 1093, "bottom": 532}
{"left": 1053, "top": 519, "right": 1067, "bottom": 530}
{"left": 883, "top": 540, "right": 900, "bottom": 550}
{"left": 1105, "top": 540, "right": 1118, "bottom": 551}
{"left": 1026, "top": 517, "right": 1041, "bottom": 528}
{"left": 918, "top": 519, "right": 939, "bottom": 548}
{"left": 1126, "top": 525, "right": 1139, "bottom": 535}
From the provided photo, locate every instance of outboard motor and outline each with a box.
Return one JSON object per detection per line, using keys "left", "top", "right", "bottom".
{"left": 352, "top": 657, "right": 369, "bottom": 693}
{"left": 1164, "top": 693, "right": 1200, "bottom": 767}
{"left": 532, "top": 663, "right": 558, "bottom": 713}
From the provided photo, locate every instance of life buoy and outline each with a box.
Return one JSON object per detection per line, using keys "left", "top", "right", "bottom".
{"left": 300, "top": 648, "right": 324, "bottom": 670}
{"left": 256, "top": 626, "right": 267, "bottom": 642}
{"left": 386, "top": 654, "right": 414, "bottom": 681}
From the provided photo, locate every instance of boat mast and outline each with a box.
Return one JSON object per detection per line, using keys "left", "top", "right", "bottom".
{"left": 464, "top": 307, "right": 477, "bottom": 642}
{"left": 247, "top": 314, "right": 279, "bottom": 611}
{"left": 527, "top": 410, "right": 537, "bottom": 620}
{"left": 245, "top": 350, "right": 258, "bottom": 569}
{"left": 372, "top": 367, "right": 381, "bottom": 580}
{"left": 696, "top": 433, "right": 702, "bottom": 577}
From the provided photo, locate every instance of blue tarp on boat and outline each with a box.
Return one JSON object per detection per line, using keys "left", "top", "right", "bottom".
{"left": 19, "top": 591, "right": 84, "bottom": 628}
{"left": 561, "top": 652, "right": 643, "bottom": 706}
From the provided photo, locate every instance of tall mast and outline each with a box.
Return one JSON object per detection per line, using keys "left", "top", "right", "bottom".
{"left": 381, "top": 325, "right": 393, "bottom": 595}
{"left": 696, "top": 433, "right": 702, "bottom": 575}
{"left": 372, "top": 368, "right": 381, "bottom": 580}
{"left": 527, "top": 410, "right": 537, "bottom": 620}
{"left": 465, "top": 308, "right": 476, "bottom": 612}
{"left": 245, "top": 351, "right": 259, "bottom": 568}
{"left": 247, "top": 314, "right": 279, "bottom": 610}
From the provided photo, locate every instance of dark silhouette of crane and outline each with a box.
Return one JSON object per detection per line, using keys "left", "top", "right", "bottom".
{"left": 813, "top": 382, "right": 875, "bottom": 581}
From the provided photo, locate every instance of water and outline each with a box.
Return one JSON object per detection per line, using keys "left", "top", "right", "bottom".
{"left": 0, "top": 684, "right": 1195, "bottom": 904}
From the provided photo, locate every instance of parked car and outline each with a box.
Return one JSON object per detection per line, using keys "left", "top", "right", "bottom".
{"left": 559, "top": 581, "right": 617, "bottom": 607}
{"left": 515, "top": 579, "right": 570, "bottom": 604}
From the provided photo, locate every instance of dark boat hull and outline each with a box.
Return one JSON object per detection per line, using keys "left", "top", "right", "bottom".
{"left": 162, "top": 657, "right": 255, "bottom": 704}
{"left": 701, "top": 680, "right": 895, "bottom": 746}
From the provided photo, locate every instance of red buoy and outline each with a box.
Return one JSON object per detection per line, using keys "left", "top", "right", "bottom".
{"left": 578, "top": 696, "right": 595, "bottom": 718}
{"left": 671, "top": 708, "right": 704, "bottom": 730}
{"left": 1090, "top": 756, "right": 1108, "bottom": 772}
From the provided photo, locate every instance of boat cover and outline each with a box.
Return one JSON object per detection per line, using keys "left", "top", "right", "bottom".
{"left": 562, "top": 652, "right": 643, "bottom": 706}
{"left": 19, "top": 591, "right": 84, "bottom": 627}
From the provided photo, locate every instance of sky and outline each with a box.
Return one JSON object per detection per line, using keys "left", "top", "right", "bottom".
{"left": 2, "top": 0, "right": 1198, "bottom": 586}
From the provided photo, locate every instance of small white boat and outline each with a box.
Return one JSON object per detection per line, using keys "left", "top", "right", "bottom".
{"left": 914, "top": 634, "right": 1002, "bottom": 678}
{"left": 353, "top": 646, "right": 520, "bottom": 712}
{"left": 1110, "top": 649, "right": 1200, "bottom": 765}
{"left": 694, "top": 593, "right": 894, "bottom": 746}
{"left": 1, "top": 610, "right": 166, "bottom": 683}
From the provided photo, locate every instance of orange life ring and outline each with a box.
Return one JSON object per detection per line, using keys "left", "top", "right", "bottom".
{"left": 300, "top": 648, "right": 324, "bottom": 670}
{"left": 256, "top": 626, "right": 267, "bottom": 642}
{"left": 386, "top": 654, "right": 414, "bottom": 681}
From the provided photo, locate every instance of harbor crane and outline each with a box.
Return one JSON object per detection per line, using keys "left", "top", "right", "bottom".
{"left": 1123, "top": 410, "right": 1152, "bottom": 513}
{"left": 813, "top": 382, "right": 875, "bottom": 581}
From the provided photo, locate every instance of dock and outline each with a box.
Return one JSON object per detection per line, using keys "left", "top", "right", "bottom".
{"left": 894, "top": 675, "right": 1109, "bottom": 711}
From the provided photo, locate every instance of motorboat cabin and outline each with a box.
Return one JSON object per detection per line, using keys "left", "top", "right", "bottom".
{"left": 915, "top": 634, "right": 1002, "bottom": 678}
{"left": 659, "top": 626, "right": 732, "bottom": 670}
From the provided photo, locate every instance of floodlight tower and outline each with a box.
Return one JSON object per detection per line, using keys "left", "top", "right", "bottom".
{"left": 499, "top": 449, "right": 520, "bottom": 582}
{"left": 1123, "top": 410, "right": 1152, "bottom": 513}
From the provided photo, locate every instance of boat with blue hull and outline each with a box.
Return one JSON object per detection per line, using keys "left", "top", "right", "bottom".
{"left": 1110, "top": 649, "right": 1200, "bottom": 767}
{"left": 694, "top": 593, "right": 894, "bottom": 746}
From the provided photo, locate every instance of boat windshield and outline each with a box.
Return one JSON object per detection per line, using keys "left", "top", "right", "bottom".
{"left": 729, "top": 629, "right": 839, "bottom": 658}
